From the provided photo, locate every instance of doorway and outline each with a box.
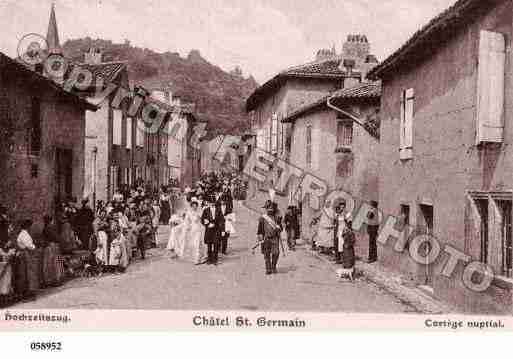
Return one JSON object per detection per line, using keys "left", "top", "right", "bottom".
{"left": 418, "top": 204, "right": 434, "bottom": 287}
{"left": 55, "top": 148, "right": 73, "bottom": 203}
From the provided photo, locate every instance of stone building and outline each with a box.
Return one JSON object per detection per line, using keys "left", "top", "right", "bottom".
{"left": 369, "top": 0, "right": 513, "bottom": 313}
{"left": 245, "top": 34, "right": 379, "bottom": 208}
{"left": 42, "top": 5, "right": 181, "bottom": 202}
{"left": 282, "top": 81, "right": 381, "bottom": 256}
{"left": 0, "top": 52, "right": 96, "bottom": 231}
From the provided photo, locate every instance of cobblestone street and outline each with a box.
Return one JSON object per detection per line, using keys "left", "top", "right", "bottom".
{"left": 13, "top": 202, "right": 419, "bottom": 312}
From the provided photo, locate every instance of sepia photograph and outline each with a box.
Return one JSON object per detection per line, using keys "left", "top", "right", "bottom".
{"left": 0, "top": 0, "right": 513, "bottom": 338}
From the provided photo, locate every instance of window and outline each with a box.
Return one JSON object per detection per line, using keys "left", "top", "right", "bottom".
{"left": 271, "top": 113, "right": 278, "bottom": 154}
{"left": 400, "top": 88, "right": 414, "bottom": 160}
{"left": 126, "top": 117, "right": 132, "bottom": 149}
{"left": 256, "top": 128, "right": 265, "bottom": 150}
{"left": 336, "top": 154, "right": 353, "bottom": 178}
{"left": 337, "top": 120, "right": 353, "bottom": 148}
{"left": 31, "top": 163, "right": 38, "bottom": 178}
{"left": 110, "top": 165, "right": 118, "bottom": 195}
{"left": 29, "top": 98, "right": 41, "bottom": 155}
{"left": 136, "top": 118, "right": 144, "bottom": 147}
{"left": 476, "top": 30, "right": 505, "bottom": 144}
{"left": 306, "top": 125, "right": 312, "bottom": 167}
{"left": 113, "top": 109, "right": 122, "bottom": 146}
{"left": 467, "top": 193, "right": 513, "bottom": 278}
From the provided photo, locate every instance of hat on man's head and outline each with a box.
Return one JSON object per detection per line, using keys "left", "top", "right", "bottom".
{"left": 263, "top": 200, "right": 276, "bottom": 211}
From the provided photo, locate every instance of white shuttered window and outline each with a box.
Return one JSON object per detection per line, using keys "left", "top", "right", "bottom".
{"left": 476, "top": 30, "right": 505, "bottom": 144}
{"left": 399, "top": 88, "right": 414, "bottom": 160}
{"left": 113, "top": 110, "right": 122, "bottom": 146}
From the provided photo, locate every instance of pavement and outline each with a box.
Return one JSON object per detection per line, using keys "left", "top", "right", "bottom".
{"left": 12, "top": 201, "right": 439, "bottom": 313}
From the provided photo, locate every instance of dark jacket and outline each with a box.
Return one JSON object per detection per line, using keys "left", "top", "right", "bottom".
{"left": 201, "top": 206, "right": 224, "bottom": 244}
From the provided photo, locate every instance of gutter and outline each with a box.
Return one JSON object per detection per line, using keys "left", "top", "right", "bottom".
{"left": 326, "top": 95, "right": 379, "bottom": 142}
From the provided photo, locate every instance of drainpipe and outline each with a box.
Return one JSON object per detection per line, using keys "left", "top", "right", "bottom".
{"left": 326, "top": 96, "right": 379, "bottom": 142}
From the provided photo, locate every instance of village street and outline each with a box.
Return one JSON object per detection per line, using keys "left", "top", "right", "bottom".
{"left": 12, "top": 201, "right": 417, "bottom": 313}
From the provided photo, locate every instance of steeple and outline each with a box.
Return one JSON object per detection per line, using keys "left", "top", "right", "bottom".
{"left": 46, "top": 3, "right": 62, "bottom": 55}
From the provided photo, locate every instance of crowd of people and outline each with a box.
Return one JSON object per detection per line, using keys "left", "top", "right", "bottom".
{"left": 0, "top": 181, "right": 179, "bottom": 307}
{"left": 308, "top": 198, "right": 379, "bottom": 277}
{"left": 167, "top": 171, "right": 237, "bottom": 265}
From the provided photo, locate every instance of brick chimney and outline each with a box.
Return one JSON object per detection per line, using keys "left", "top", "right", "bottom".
{"left": 84, "top": 47, "right": 103, "bottom": 65}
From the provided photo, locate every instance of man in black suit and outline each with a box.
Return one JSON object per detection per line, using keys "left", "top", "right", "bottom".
{"left": 201, "top": 196, "right": 223, "bottom": 265}
{"left": 220, "top": 184, "right": 234, "bottom": 213}
{"left": 217, "top": 197, "right": 232, "bottom": 255}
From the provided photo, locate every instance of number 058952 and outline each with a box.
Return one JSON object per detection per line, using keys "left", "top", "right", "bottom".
{"left": 30, "top": 342, "right": 62, "bottom": 351}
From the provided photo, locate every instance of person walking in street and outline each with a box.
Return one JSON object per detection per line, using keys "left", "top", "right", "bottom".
{"left": 284, "top": 206, "right": 296, "bottom": 251}
{"left": 341, "top": 213, "right": 356, "bottom": 279}
{"left": 257, "top": 200, "right": 282, "bottom": 275}
{"left": 334, "top": 199, "right": 347, "bottom": 264}
{"left": 201, "top": 196, "right": 223, "bottom": 265}
{"left": 217, "top": 197, "right": 232, "bottom": 255}
{"left": 367, "top": 201, "right": 379, "bottom": 263}
{"left": 316, "top": 200, "right": 336, "bottom": 254}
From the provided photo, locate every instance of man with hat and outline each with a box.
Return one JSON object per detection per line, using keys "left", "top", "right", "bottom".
{"left": 256, "top": 200, "right": 283, "bottom": 275}
{"left": 201, "top": 195, "right": 223, "bottom": 265}
{"left": 283, "top": 205, "right": 297, "bottom": 251}
{"left": 76, "top": 198, "right": 95, "bottom": 251}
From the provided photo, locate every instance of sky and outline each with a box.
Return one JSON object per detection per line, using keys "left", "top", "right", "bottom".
{"left": 0, "top": 0, "right": 456, "bottom": 83}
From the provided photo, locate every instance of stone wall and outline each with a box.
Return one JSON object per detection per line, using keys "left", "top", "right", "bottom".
{"left": 378, "top": 0, "right": 513, "bottom": 313}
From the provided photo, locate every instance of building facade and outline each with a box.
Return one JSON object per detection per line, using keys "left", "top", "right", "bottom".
{"left": 369, "top": 0, "right": 513, "bottom": 313}
{"left": 245, "top": 35, "right": 379, "bottom": 208}
{"left": 0, "top": 52, "right": 95, "bottom": 232}
{"left": 283, "top": 82, "right": 381, "bottom": 255}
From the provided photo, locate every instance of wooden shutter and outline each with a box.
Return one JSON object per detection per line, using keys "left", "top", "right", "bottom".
{"left": 465, "top": 196, "right": 482, "bottom": 260}
{"left": 476, "top": 30, "right": 505, "bottom": 144}
{"left": 489, "top": 198, "right": 503, "bottom": 272}
{"left": 404, "top": 88, "right": 414, "bottom": 149}
{"left": 399, "top": 91, "right": 405, "bottom": 150}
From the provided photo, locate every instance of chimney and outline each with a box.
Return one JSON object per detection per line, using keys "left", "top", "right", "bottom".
{"left": 342, "top": 34, "right": 370, "bottom": 61}
{"left": 84, "top": 47, "right": 103, "bottom": 65}
{"left": 315, "top": 48, "right": 336, "bottom": 61}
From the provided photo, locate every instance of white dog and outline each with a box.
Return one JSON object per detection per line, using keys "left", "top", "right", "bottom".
{"left": 336, "top": 267, "right": 354, "bottom": 282}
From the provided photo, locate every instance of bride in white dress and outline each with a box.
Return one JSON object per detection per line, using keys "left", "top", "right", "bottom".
{"left": 180, "top": 200, "right": 206, "bottom": 264}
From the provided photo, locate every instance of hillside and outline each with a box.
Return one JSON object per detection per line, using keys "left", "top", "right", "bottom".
{"left": 62, "top": 38, "right": 259, "bottom": 137}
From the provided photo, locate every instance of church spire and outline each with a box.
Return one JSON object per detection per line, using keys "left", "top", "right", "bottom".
{"left": 46, "top": 3, "right": 62, "bottom": 55}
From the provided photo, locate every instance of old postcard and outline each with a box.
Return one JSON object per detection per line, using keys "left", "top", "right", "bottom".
{"left": 1, "top": 0, "right": 513, "bottom": 339}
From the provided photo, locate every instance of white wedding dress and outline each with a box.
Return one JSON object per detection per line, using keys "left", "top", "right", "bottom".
{"left": 180, "top": 208, "right": 206, "bottom": 264}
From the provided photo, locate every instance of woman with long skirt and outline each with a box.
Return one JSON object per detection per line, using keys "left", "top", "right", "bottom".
{"left": 183, "top": 200, "right": 206, "bottom": 265}
{"left": 316, "top": 201, "right": 336, "bottom": 254}
{"left": 341, "top": 214, "right": 356, "bottom": 275}
{"left": 14, "top": 219, "right": 37, "bottom": 301}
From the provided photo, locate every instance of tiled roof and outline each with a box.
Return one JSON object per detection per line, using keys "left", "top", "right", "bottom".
{"left": 72, "top": 61, "right": 127, "bottom": 85}
{"left": 246, "top": 57, "right": 352, "bottom": 111}
{"left": 368, "top": 0, "right": 489, "bottom": 79}
{"left": 282, "top": 81, "right": 381, "bottom": 123}
{"left": 283, "top": 58, "right": 350, "bottom": 78}
{"left": 330, "top": 81, "right": 381, "bottom": 101}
